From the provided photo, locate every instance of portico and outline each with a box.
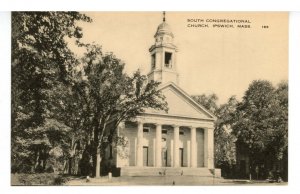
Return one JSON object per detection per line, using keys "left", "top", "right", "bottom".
{"left": 116, "top": 104, "right": 215, "bottom": 170}
{"left": 134, "top": 121, "right": 214, "bottom": 168}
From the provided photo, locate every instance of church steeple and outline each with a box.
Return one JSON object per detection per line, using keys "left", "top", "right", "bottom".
{"left": 148, "top": 12, "right": 179, "bottom": 85}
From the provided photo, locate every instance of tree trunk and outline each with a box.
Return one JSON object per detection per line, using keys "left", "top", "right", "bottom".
{"left": 249, "top": 154, "right": 252, "bottom": 180}
{"left": 95, "top": 149, "right": 101, "bottom": 178}
{"left": 34, "top": 152, "right": 38, "bottom": 169}
{"left": 68, "top": 157, "right": 72, "bottom": 175}
{"left": 34, "top": 150, "right": 40, "bottom": 170}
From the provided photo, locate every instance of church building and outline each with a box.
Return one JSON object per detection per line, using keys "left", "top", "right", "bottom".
{"left": 109, "top": 13, "right": 219, "bottom": 177}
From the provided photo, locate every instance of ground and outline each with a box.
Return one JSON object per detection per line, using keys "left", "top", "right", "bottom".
{"left": 11, "top": 173, "right": 287, "bottom": 186}
{"left": 64, "top": 176, "right": 287, "bottom": 186}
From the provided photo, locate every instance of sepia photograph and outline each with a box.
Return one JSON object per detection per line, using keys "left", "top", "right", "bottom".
{"left": 10, "top": 11, "right": 288, "bottom": 186}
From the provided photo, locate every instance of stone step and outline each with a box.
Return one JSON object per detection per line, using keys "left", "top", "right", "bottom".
{"left": 120, "top": 167, "right": 214, "bottom": 177}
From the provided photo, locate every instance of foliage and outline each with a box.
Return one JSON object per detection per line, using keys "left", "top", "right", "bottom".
{"left": 269, "top": 81, "right": 288, "bottom": 160}
{"left": 12, "top": 119, "right": 72, "bottom": 173}
{"left": 12, "top": 11, "right": 91, "bottom": 129}
{"left": 70, "top": 43, "right": 168, "bottom": 176}
{"left": 214, "top": 96, "right": 238, "bottom": 168}
{"left": 11, "top": 12, "right": 91, "bottom": 173}
{"left": 192, "top": 93, "right": 218, "bottom": 114}
{"left": 232, "top": 80, "right": 288, "bottom": 175}
{"left": 11, "top": 12, "right": 167, "bottom": 177}
{"left": 11, "top": 173, "right": 70, "bottom": 185}
{"left": 233, "top": 80, "right": 275, "bottom": 153}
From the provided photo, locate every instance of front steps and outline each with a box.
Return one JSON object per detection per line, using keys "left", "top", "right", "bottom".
{"left": 120, "top": 167, "right": 217, "bottom": 177}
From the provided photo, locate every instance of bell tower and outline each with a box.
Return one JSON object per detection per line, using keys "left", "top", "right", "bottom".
{"left": 148, "top": 12, "right": 179, "bottom": 85}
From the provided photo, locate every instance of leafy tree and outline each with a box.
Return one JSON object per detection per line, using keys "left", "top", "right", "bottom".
{"left": 214, "top": 96, "right": 238, "bottom": 176}
{"left": 192, "top": 93, "right": 218, "bottom": 114}
{"left": 232, "top": 80, "right": 288, "bottom": 179}
{"left": 264, "top": 81, "right": 288, "bottom": 173}
{"left": 11, "top": 12, "right": 91, "bottom": 172}
{"left": 71, "top": 44, "right": 168, "bottom": 177}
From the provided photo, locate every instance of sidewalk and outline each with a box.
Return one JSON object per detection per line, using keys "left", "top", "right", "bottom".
{"left": 65, "top": 176, "right": 287, "bottom": 186}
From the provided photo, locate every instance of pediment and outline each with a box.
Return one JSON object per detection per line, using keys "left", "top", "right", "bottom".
{"left": 144, "top": 82, "right": 216, "bottom": 120}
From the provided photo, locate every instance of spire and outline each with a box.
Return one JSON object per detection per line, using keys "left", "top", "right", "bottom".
{"left": 154, "top": 11, "right": 174, "bottom": 38}
{"left": 148, "top": 12, "right": 179, "bottom": 85}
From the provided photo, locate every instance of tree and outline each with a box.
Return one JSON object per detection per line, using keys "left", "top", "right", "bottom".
{"left": 264, "top": 81, "right": 288, "bottom": 179}
{"left": 214, "top": 96, "right": 238, "bottom": 177}
{"left": 11, "top": 12, "right": 91, "bottom": 172}
{"left": 192, "top": 93, "right": 218, "bottom": 114}
{"left": 71, "top": 44, "right": 168, "bottom": 177}
{"left": 232, "top": 80, "right": 288, "bottom": 179}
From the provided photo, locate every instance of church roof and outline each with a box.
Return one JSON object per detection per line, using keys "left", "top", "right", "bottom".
{"left": 143, "top": 82, "right": 217, "bottom": 122}
{"left": 155, "top": 21, "right": 174, "bottom": 38}
{"left": 160, "top": 82, "right": 216, "bottom": 119}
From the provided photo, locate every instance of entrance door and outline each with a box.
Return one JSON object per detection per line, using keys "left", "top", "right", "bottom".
{"left": 143, "top": 146, "right": 148, "bottom": 166}
{"left": 162, "top": 149, "right": 167, "bottom": 167}
{"left": 179, "top": 148, "right": 184, "bottom": 167}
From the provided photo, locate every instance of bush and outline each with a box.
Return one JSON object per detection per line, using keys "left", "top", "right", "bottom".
{"left": 11, "top": 164, "right": 19, "bottom": 174}
{"left": 35, "top": 165, "right": 44, "bottom": 173}
{"left": 53, "top": 176, "right": 65, "bottom": 185}
{"left": 45, "top": 166, "right": 54, "bottom": 173}
{"left": 11, "top": 173, "right": 68, "bottom": 186}
{"left": 18, "top": 164, "right": 33, "bottom": 174}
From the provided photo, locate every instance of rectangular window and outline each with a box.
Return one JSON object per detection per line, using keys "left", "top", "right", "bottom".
{"left": 151, "top": 54, "right": 156, "bottom": 69}
{"left": 179, "top": 129, "right": 185, "bottom": 135}
{"left": 164, "top": 52, "right": 172, "bottom": 68}
{"left": 162, "top": 129, "right": 167, "bottom": 134}
{"left": 143, "top": 127, "right": 150, "bottom": 133}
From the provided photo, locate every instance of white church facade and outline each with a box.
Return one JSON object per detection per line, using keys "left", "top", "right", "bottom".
{"left": 109, "top": 14, "right": 219, "bottom": 177}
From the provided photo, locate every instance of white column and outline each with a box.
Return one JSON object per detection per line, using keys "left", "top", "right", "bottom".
{"left": 116, "top": 122, "right": 125, "bottom": 167}
{"left": 168, "top": 139, "right": 172, "bottom": 167}
{"left": 173, "top": 125, "right": 179, "bottom": 167}
{"left": 190, "top": 127, "right": 197, "bottom": 168}
{"left": 117, "top": 121, "right": 124, "bottom": 136}
{"left": 187, "top": 140, "right": 191, "bottom": 167}
{"left": 153, "top": 139, "right": 156, "bottom": 166}
{"left": 155, "top": 123, "right": 162, "bottom": 167}
{"left": 136, "top": 121, "right": 143, "bottom": 167}
{"left": 170, "top": 139, "right": 174, "bottom": 166}
{"left": 204, "top": 127, "right": 214, "bottom": 169}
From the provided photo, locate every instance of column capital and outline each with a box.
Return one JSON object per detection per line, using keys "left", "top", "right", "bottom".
{"left": 136, "top": 120, "right": 144, "bottom": 125}
{"left": 155, "top": 123, "right": 163, "bottom": 127}
{"left": 205, "top": 127, "right": 214, "bottom": 131}
{"left": 171, "top": 124, "right": 180, "bottom": 128}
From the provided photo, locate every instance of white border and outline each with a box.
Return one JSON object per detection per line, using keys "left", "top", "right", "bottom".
{"left": 0, "top": 0, "right": 299, "bottom": 11}
{"left": 1, "top": 1, "right": 300, "bottom": 194}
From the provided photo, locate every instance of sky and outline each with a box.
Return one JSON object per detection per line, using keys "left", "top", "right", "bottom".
{"left": 71, "top": 12, "right": 288, "bottom": 104}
